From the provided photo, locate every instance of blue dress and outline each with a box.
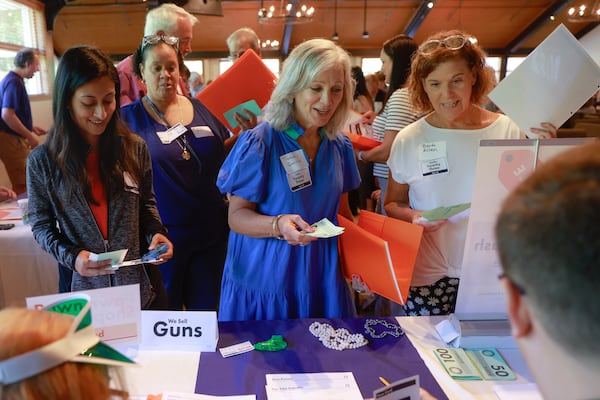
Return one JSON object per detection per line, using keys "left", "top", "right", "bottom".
{"left": 121, "top": 98, "right": 230, "bottom": 310}
{"left": 217, "top": 121, "right": 360, "bottom": 321}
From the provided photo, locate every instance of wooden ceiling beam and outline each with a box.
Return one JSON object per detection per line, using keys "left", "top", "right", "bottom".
{"left": 506, "top": 0, "right": 570, "bottom": 54}
{"left": 404, "top": 1, "right": 433, "bottom": 38}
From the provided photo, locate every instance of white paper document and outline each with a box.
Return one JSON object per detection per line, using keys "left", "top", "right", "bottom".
{"left": 130, "top": 394, "right": 255, "bottom": 400}
{"left": 265, "top": 372, "right": 363, "bottom": 400}
{"left": 489, "top": 24, "right": 600, "bottom": 135}
{"left": 161, "top": 393, "right": 256, "bottom": 400}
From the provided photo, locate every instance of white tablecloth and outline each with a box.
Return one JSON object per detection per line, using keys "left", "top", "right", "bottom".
{"left": 0, "top": 201, "right": 58, "bottom": 308}
{"left": 397, "top": 316, "right": 539, "bottom": 399}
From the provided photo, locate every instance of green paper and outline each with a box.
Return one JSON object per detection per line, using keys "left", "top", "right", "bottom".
{"left": 421, "top": 203, "right": 471, "bottom": 221}
{"left": 224, "top": 99, "right": 262, "bottom": 129}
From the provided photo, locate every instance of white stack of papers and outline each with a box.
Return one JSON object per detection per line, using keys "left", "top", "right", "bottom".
{"left": 265, "top": 372, "right": 363, "bottom": 400}
{"left": 130, "top": 394, "right": 255, "bottom": 400}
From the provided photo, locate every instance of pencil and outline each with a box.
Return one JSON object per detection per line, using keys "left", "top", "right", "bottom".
{"left": 379, "top": 376, "right": 390, "bottom": 386}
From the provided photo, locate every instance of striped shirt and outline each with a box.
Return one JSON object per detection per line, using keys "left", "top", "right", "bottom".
{"left": 371, "top": 88, "right": 419, "bottom": 179}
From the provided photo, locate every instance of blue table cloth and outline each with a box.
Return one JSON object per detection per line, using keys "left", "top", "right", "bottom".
{"left": 196, "top": 317, "right": 448, "bottom": 399}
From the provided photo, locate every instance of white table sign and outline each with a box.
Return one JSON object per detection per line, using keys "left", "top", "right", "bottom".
{"left": 456, "top": 138, "right": 593, "bottom": 320}
{"left": 140, "top": 310, "right": 218, "bottom": 352}
{"left": 26, "top": 284, "right": 141, "bottom": 347}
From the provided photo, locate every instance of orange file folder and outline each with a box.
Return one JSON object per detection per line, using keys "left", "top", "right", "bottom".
{"left": 196, "top": 49, "right": 277, "bottom": 132}
{"left": 338, "top": 211, "right": 423, "bottom": 304}
{"left": 343, "top": 131, "right": 380, "bottom": 150}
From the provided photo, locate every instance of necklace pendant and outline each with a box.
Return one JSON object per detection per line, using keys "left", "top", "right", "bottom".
{"left": 182, "top": 149, "right": 191, "bottom": 160}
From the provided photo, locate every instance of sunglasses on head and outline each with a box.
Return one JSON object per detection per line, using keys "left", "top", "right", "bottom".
{"left": 418, "top": 35, "right": 474, "bottom": 56}
{"left": 141, "top": 34, "right": 179, "bottom": 53}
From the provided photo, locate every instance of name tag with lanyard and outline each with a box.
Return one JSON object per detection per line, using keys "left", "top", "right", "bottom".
{"left": 279, "top": 126, "right": 317, "bottom": 192}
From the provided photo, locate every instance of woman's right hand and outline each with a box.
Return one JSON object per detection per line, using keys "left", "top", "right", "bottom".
{"left": 276, "top": 214, "right": 318, "bottom": 247}
{"left": 75, "top": 250, "right": 114, "bottom": 277}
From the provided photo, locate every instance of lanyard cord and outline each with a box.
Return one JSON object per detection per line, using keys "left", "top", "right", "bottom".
{"left": 143, "top": 96, "right": 202, "bottom": 172}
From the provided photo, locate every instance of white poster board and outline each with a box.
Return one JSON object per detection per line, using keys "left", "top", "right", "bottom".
{"left": 455, "top": 138, "right": 594, "bottom": 320}
{"left": 27, "top": 284, "right": 142, "bottom": 347}
{"left": 489, "top": 24, "right": 600, "bottom": 134}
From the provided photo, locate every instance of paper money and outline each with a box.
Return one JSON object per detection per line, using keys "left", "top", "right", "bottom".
{"left": 302, "top": 218, "right": 345, "bottom": 238}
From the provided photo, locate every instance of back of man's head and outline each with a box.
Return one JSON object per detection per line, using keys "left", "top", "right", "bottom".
{"left": 226, "top": 27, "right": 261, "bottom": 60}
{"left": 14, "top": 48, "right": 35, "bottom": 69}
{"left": 144, "top": 3, "right": 197, "bottom": 36}
{"left": 495, "top": 140, "right": 600, "bottom": 362}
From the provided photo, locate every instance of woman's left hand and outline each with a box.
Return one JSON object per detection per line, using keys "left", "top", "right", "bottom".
{"left": 528, "top": 122, "right": 557, "bottom": 139}
{"left": 0, "top": 186, "right": 16, "bottom": 202}
{"left": 147, "top": 233, "right": 173, "bottom": 264}
{"left": 361, "top": 110, "right": 377, "bottom": 125}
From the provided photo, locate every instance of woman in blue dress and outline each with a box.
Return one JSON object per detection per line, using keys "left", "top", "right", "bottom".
{"left": 121, "top": 35, "right": 230, "bottom": 311}
{"left": 217, "top": 38, "right": 361, "bottom": 321}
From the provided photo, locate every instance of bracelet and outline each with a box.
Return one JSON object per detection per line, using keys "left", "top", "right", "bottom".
{"left": 271, "top": 214, "right": 284, "bottom": 239}
{"left": 364, "top": 319, "right": 404, "bottom": 339}
{"left": 357, "top": 151, "right": 365, "bottom": 161}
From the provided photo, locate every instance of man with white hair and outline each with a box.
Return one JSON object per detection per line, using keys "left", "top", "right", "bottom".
{"left": 117, "top": 3, "right": 197, "bottom": 106}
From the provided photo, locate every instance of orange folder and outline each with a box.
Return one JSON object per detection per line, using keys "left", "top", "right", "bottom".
{"left": 196, "top": 50, "right": 277, "bottom": 133}
{"left": 338, "top": 211, "right": 423, "bottom": 304}
{"left": 343, "top": 131, "right": 380, "bottom": 150}
{"left": 341, "top": 110, "right": 380, "bottom": 150}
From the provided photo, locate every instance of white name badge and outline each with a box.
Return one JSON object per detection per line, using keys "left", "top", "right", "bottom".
{"left": 27, "top": 284, "right": 141, "bottom": 347}
{"left": 418, "top": 141, "right": 449, "bottom": 176}
{"left": 156, "top": 122, "right": 188, "bottom": 144}
{"left": 280, "top": 149, "right": 312, "bottom": 192}
{"left": 140, "top": 310, "right": 218, "bottom": 352}
{"left": 191, "top": 125, "right": 214, "bottom": 138}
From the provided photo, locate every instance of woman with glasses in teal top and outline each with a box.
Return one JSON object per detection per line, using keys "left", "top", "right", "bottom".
{"left": 384, "top": 30, "right": 556, "bottom": 316}
{"left": 121, "top": 35, "right": 231, "bottom": 312}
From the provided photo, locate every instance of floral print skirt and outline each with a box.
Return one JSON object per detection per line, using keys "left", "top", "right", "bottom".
{"left": 402, "top": 276, "right": 460, "bottom": 316}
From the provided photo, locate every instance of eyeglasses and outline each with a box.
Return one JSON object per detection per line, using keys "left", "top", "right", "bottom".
{"left": 418, "top": 35, "right": 471, "bottom": 55}
{"left": 141, "top": 35, "right": 179, "bottom": 53}
{"left": 498, "top": 272, "right": 526, "bottom": 295}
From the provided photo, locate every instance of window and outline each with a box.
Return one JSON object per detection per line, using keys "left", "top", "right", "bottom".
{"left": 506, "top": 57, "right": 525, "bottom": 76}
{"left": 361, "top": 58, "right": 382, "bottom": 76}
{"left": 185, "top": 59, "right": 204, "bottom": 76}
{"left": 219, "top": 58, "right": 280, "bottom": 78}
{"left": 485, "top": 56, "right": 501, "bottom": 83}
{"left": 0, "top": 0, "right": 47, "bottom": 95}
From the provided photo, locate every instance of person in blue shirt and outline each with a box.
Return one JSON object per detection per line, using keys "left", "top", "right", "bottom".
{"left": 0, "top": 48, "right": 46, "bottom": 194}
{"left": 217, "top": 38, "right": 360, "bottom": 321}
{"left": 121, "top": 34, "right": 230, "bottom": 311}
